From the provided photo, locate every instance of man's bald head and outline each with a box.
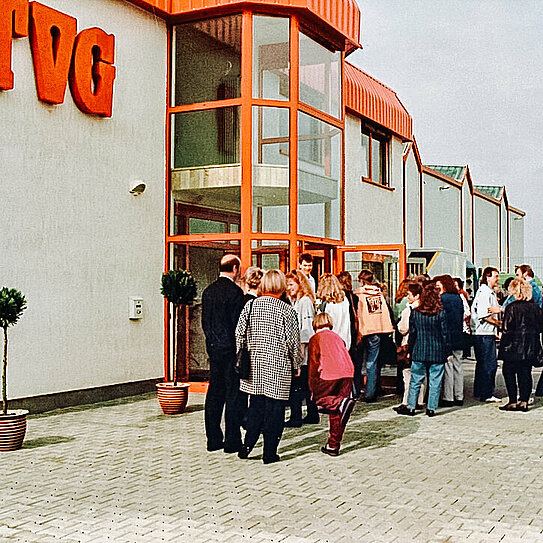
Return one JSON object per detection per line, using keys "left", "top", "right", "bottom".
{"left": 219, "top": 254, "right": 241, "bottom": 274}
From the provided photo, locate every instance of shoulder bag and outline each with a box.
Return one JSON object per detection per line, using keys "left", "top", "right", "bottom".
{"left": 235, "top": 300, "right": 254, "bottom": 379}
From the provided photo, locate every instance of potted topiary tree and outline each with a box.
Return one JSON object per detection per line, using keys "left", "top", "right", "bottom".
{"left": 0, "top": 287, "right": 28, "bottom": 451}
{"left": 158, "top": 270, "right": 197, "bottom": 414}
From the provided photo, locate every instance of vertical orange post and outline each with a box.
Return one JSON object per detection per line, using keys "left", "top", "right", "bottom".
{"left": 240, "top": 11, "right": 253, "bottom": 270}
{"left": 289, "top": 17, "right": 299, "bottom": 268}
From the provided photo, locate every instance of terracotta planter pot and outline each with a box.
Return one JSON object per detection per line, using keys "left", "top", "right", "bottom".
{"left": 156, "top": 383, "right": 190, "bottom": 415}
{"left": 0, "top": 410, "right": 28, "bottom": 451}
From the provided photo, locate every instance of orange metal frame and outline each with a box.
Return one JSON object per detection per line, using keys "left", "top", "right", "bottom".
{"left": 164, "top": 11, "right": 348, "bottom": 378}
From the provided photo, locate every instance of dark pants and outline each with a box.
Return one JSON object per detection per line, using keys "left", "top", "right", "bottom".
{"left": 473, "top": 335, "right": 497, "bottom": 400}
{"left": 536, "top": 370, "right": 543, "bottom": 396}
{"left": 204, "top": 353, "right": 245, "bottom": 451}
{"left": 288, "top": 365, "right": 319, "bottom": 423}
{"left": 244, "top": 395, "right": 285, "bottom": 461}
{"left": 502, "top": 361, "right": 533, "bottom": 403}
{"left": 462, "top": 332, "right": 472, "bottom": 358}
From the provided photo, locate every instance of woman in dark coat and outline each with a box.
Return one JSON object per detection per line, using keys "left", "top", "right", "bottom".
{"left": 396, "top": 282, "right": 451, "bottom": 417}
{"left": 498, "top": 279, "right": 543, "bottom": 412}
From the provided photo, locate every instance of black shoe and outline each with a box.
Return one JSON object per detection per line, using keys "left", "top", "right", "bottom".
{"left": 363, "top": 397, "right": 376, "bottom": 403}
{"left": 426, "top": 409, "right": 436, "bottom": 417}
{"left": 263, "top": 454, "right": 280, "bottom": 464}
{"left": 396, "top": 405, "right": 416, "bottom": 416}
{"left": 301, "top": 415, "right": 320, "bottom": 424}
{"left": 392, "top": 404, "right": 406, "bottom": 413}
{"left": 453, "top": 399, "right": 464, "bottom": 406}
{"left": 238, "top": 445, "right": 251, "bottom": 459}
{"left": 284, "top": 419, "right": 302, "bottom": 428}
{"left": 207, "top": 442, "right": 224, "bottom": 452}
{"left": 224, "top": 444, "right": 242, "bottom": 454}
{"left": 439, "top": 400, "right": 454, "bottom": 407}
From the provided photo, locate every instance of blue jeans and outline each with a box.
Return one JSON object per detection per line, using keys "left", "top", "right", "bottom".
{"left": 363, "top": 334, "right": 381, "bottom": 400}
{"left": 408, "top": 361, "right": 445, "bottom": 411}
{"left": 473, "top": 335, "right": 497, "bottom": 400}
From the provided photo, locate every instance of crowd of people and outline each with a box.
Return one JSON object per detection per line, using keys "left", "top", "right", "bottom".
{"left": 201, "top": 254, "right": 543, "bottom": 464}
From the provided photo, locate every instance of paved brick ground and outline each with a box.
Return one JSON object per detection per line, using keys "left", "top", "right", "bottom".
{"left": 1, "top": 361, "right": 543, "bottom": 542}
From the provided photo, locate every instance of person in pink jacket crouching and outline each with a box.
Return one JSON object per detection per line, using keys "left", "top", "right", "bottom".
{"left": 308, "top": 313, "right": 355, "bottom": 457}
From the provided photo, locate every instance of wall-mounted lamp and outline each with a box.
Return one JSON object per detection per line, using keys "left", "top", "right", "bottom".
{"left": 129, "top": 182, "right": 146, "bottom": 196}
{"left": 438, "top": 185, "right": 451, "bottom": 191}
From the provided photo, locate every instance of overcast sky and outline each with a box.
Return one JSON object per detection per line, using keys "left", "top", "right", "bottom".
{"left": 349, "top": 0, "right": 543, "bottom": 256}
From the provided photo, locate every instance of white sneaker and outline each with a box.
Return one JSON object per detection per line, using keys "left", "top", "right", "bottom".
{"left": 528, "top": 397, "right": 535, "bottom": 405}
{"left": 484, "top": 396, "right": 502, "bottom": 403}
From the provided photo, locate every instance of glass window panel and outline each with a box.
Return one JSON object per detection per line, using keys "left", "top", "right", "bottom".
{"left": 361, "top": 132, "right": 369, "bottom": 178}
{"left": 372, "top": 137, "right": 382, "bottom": 184}
{"left": 171, "top": 108, "right": 241, "bottom": 235}
{"left": 171, "top": 242, "right": 241, "bottom": 377}
{"left": 253, "top": 16, "right": 289, "bottom": 100}
{"left": 251, "top": 240, "right": 289, "bottom": 271}
{"left": 173, "top": 16, "right": 242, "bottom": 106}
{"left": 189, "top": 218, "right": 226, "bottom": 234}
{"left": 252, "top": 107, "right": 289, "bottom": 233}
{"left": 298, "top": 112, "right": 342, "bottom": 239}
{"left": 299, "top": 32, "right": 341, "bottom": 118}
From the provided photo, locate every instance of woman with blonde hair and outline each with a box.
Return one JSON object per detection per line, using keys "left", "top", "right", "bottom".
{"left": 316, "top": 273, "right": 351, "bottom": 349}
{"left": 242, "top": 266, "right": 263, "bottom": 304}
{"left": 285, "top": 270, "right": 318, "bottom": 426}
{"left": 235, "top": 270, "right": 302, "bottom": 463}
{"left": 498, "top": 279, "right": 543, "bottom": 412}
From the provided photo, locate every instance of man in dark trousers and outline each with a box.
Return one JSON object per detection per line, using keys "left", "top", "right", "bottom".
{"left": 201, "top": 254, "right": 245, "bottom": 453}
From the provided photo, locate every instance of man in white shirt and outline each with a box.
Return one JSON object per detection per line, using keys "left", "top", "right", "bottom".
{"left": 472, "top": 267, "right": 502, "bottom": 402}
{"left": 298, "top": 253, "right": 316, "bottom": 293}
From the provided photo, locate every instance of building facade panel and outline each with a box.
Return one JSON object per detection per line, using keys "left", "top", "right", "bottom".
{"left": 473, "top": 195, "right": 500, "bottom": 270}
{"left": 462, "top": 183, "right": 473, "bottom": 261}
{"left": 1, "top": 0, "right": 167, "bottom": 398}
{"left": 404, "top": 147, "right": 421, "bottom": 249}
{"left": 344, "top": 115, "right": 403, "bottom": 245}
{"left": 422, "top": 171, "right": 461, "bottom": 251}
{"left": 509, "top": 210, "right": 525, "bottom": 269}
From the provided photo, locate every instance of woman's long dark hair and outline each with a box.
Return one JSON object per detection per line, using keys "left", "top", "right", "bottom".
{"left": 416, "top": 282, "right": 443, "bottom": 315}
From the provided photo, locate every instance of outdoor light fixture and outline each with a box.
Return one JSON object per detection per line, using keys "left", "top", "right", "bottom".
{"left": 438, "top": 185, "right": 450, "bottom": 191}
{"left": 129, "top": 182, "right": 146, "bottom": 196}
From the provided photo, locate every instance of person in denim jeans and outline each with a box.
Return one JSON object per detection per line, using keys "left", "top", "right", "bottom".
{"left": 472, "top": 267, "right": 503, "bottom": 402}
{"left": 396, "top": 282, "right": 451, "bottom": 417}
{"left": 354, "top": 270, "right": 394, "bottom": 402}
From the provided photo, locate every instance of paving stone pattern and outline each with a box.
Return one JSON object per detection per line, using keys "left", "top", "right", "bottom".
{"left": 1, "top": 361, "right": 543, "bottom": 542}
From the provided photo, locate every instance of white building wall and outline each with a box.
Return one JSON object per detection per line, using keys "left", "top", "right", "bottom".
{"left": 462, "top": 183, "right": 473, "bottom": 261}
{"left": 344, "top": 115, "right": 403, "bottom": 245}
{"left": 473, "top": 196, "right": 500, "bottom": 270}
{"left": 405, "top": 149, "right": 421, "bottom": 249}
{"left": 422, "top": 172, "right": 461, "bottom": 251}
{"left": 500, "top": 202, "right": 508, "bottom": 271}
{"left": 509, "top": 211, "right": 525, "bottom": 269}
{"left": 0, "top": 0, "right": 167, "bottom": 398}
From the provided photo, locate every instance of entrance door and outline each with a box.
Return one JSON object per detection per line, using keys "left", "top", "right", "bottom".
{"left": 335, "top": 245, "right": 406, "bottom": 303}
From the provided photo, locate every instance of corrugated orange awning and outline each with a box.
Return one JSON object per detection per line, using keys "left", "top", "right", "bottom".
{"left": 124, "top": 0, "right": 360, "bottom": 52}
{"left": 344, "top": 62, "right": 412, "bottom": 141}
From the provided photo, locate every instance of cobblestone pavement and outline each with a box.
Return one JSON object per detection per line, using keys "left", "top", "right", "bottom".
{"left": 1, "top": 361, "right": 543, "bottom": 543}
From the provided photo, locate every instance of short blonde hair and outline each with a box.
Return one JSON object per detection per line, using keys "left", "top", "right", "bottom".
{"left": 258, "top": 269, "right": 287, "bottom": 296}
{"left": 313, "top": 312, "right": 333, "bottom": 331}
{"left": 316, "top": 273, "right": 345, "bottom": 304}
{"left": 243, "top": 267, "right": 264, "bottom": 289}
{"left": 508, "top": 278, "right": 533, "bottom": 301}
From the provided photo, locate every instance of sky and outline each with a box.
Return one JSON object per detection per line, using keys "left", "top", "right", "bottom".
{"left": 348, "top": 0, "right": 543, "bottom": 257}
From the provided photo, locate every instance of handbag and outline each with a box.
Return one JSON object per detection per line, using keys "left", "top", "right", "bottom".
{"left": 235, "top": 300, "right": 254, "bottom": 379}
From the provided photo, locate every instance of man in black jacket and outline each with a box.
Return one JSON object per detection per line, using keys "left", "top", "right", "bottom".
{"left": 201, "top": 254, "right": 245, "bottom": 453}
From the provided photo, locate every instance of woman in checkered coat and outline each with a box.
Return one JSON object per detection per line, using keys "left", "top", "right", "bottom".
{"left": 236, "top": 269, "right": 303, "bottom": 464}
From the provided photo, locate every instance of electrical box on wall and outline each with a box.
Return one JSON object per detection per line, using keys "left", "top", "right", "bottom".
{"left": 129, "top": 297, "right": 143, "bottom": 319}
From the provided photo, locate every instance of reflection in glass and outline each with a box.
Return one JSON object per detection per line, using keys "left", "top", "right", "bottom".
{"left": 372, "top": 138, "right": 381, "bottom": 183}
{"left": 171, "top": 108, "right": 241, "bottom": 235}
{"left": 173, "top": 16, "right": 242, "bottom": 106}
{"left": 298, "top": 112, "right": 342, "bottom": 239}
{"left": 253, "top": 107, "right": 289, "bottom": 233}
{"left": 361, "top": 132, "right": 369, "bottom": 178}
{"left": 251, "top": 240, "right": 289, "bottom": 270}
{"left": 253, "top": 16, "right": 289, "bottom": 100}
{"left": 299, "top": 32, "right": 341, "bottom": 118}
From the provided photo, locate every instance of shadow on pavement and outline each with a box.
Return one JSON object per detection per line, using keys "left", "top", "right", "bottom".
{"left": 23, "top": 436, "right": 76, "bottom": 449}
